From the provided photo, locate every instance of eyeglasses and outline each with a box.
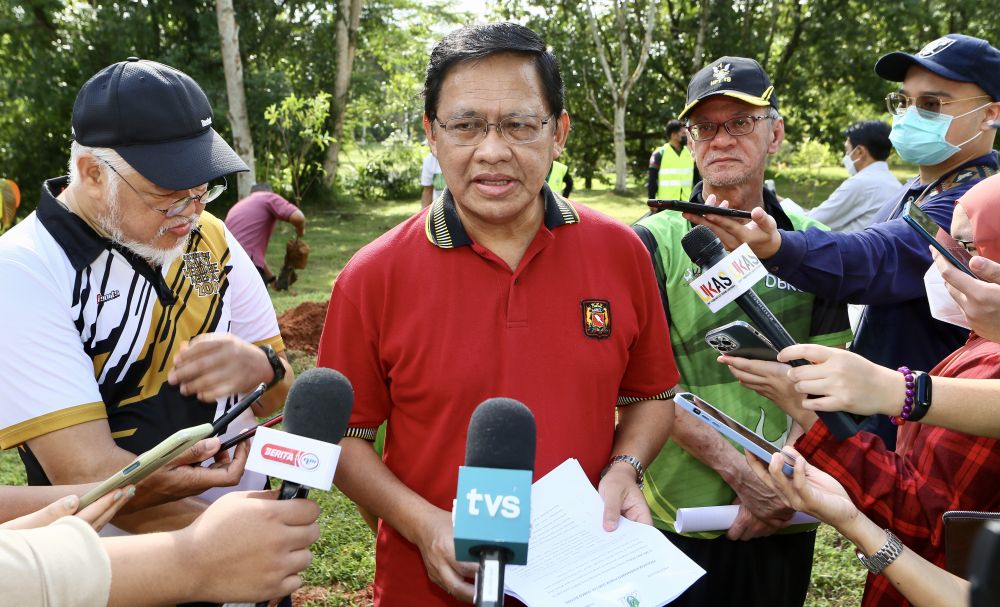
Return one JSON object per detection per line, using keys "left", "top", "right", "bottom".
{"left": 100, "top": 160, "right": 226, "bottom": 217}
{"left": 435, "top": 115, "right": 554, "bottom": 146}
{"left": 885, "top": 92, "right": 992, "bottom": 117}
{"left": 687, "top": 115, "right": 772, "bottom": 142}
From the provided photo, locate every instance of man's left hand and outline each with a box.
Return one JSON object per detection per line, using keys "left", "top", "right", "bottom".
{"left": 598, "top": 464, "right": 650, "bottom": 532}
{"left": 168, "top": 334, "right": 273, "bottom": 402}
{"left": 683, "top": 194, "right": 783, "bottom": 259}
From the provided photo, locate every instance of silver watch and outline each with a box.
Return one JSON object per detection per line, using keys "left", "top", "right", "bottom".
{"left": 601, "top": 454, "right": 645, "bottom": 490}
{"left": 856, "top": 529, "right": 904, "bottom": 575}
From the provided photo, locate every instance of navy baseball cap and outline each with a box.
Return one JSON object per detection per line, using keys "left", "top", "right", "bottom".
{"left": 875, "top": 34, "right": 1000, "bottom": 101}
{"left": 679, "top": 56, "right": 778, "bottom": 121}
{"left": 71, "top": 58, "right": 248, "bottom": 190}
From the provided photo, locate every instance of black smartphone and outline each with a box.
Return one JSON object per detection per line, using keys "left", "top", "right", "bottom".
{"left": 705, "top": 321, "right": 779, "bottom": 361}
{"left": 902, "top": 201, "right": 977, "bottom": 278}
{"left": 648, "top": 199, "right": 752, "bottom": 219}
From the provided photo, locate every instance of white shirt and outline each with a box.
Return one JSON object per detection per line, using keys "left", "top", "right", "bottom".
{"left": 807, "top": 161, "right": 901, "bottom": 232}
{"left": 420, "top": 153, "right": 445, "bottom": 203}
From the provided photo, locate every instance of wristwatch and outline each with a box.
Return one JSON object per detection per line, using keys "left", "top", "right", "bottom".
{"left": 601, "top": 455, "right": 645, "bottom": 490}
{"left": 259, "top": 345, "right": 285, "bottom": 389}
{"left": 908, "top": 372, "right": 933, "bottom": 422}
{"left": 856, "top": 529, "right": 904, "bottom": 575}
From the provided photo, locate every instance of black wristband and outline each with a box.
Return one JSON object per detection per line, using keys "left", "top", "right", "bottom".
{"left": 908, "top": 372, "right": 932, "bottom": 422}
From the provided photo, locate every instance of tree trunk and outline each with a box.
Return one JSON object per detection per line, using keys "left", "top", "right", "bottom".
{"left": 215, "top": 0, "right": 255, "bottom": 198}
{"left": 322, "top": 0, "right": 363, "bottom": 188}
{"left": 613, "top": 99, "right": 628, "bottom": 192}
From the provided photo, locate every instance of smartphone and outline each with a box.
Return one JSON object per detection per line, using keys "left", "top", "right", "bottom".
{"left": 902, "top": 201, "right": 976, "bottom": 278}
{"left": 647, "top": 199, "right": 752, "bottom": 219}
{"left": 217, "top": 412, "right": 284, "bottom": 451}
{"left": 705, "top": 321, "right": 779, "bottom": 361}
{"left": 78, "top": 423, "right": 214, "bottom": 508}
{"left": 674, "top": 392, "right": 795, "bottom": 476}
{"left": 77, "top": 384, "right": 268, "bottom": 509}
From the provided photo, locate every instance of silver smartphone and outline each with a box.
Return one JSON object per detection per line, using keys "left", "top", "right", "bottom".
{"left": 705, "top": 320, "right": 779, "bottom": 361}
{"left": 674, "top": 392, "right": 795, "bottom": 476}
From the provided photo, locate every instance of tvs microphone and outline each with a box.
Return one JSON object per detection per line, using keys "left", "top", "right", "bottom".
{"left": 454, "top": 398, "right": 536, "bottom": 607}
{"left": 681, "top": 224, "right": 859, "bottom": 440}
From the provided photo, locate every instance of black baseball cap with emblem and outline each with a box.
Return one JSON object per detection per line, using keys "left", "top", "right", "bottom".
{"left": 71, "top": 57, "right": 248, "bottom": 190}
{"left": 875, "top": 34, "right": 1000, "bottom": 102}
{"left": 679, "top": 56, "right": 778, "bottom": 121}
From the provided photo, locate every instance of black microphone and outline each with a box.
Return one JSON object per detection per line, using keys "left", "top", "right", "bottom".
{"left": 254, "top": 367, "right": 353, "bottom": 607}
{"left": 681, "top": 224, "right": 859, "bottom": 439}
{"left": 275, "top": 367, "right": 354, "bottom": 499}
{"left": 461, "top": 398, "right": 536, "bottom": 607}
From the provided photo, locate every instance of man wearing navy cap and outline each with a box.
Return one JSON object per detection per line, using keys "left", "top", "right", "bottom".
{"left": 687, "top": 34, "right": 999, "bottom": 605}
{"left": 0, "top": 59, "right": 294, "bottom": 535}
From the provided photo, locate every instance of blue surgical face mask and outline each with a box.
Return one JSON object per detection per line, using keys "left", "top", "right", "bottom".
{"left": 889, "top": 103, "right": 990, "bottom": 166}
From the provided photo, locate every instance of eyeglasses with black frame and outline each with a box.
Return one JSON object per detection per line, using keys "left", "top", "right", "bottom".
{"left": 435, "top": 115, "right": 554, "bottom": 146}
{"left": 100, "top": 159, "right": 227, "bottom": 218}
{"left": 686, "top": 115, "right": 772, "bottom": 142}
{"left": 885, "top": 92, "right": 992, "bottom": 118}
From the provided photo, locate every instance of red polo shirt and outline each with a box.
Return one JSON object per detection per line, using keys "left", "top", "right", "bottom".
{"left": 317, "top": 187, "right": 678, "bottom": 607}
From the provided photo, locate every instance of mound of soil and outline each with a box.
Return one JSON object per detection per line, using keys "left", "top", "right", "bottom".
{"left": 278, "top": 300, "right": 329, "bottom": 355}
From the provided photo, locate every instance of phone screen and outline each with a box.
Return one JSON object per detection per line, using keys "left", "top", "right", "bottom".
{"left": 904, "top": 202, "right": 976, "bottom": 277}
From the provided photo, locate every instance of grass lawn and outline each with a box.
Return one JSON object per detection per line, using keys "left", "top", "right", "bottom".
{"left": 0, "top": 169, "right": 871, "bottom": 606}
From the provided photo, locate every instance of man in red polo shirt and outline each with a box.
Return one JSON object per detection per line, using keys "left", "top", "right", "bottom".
{"left": 318, "top": 23, "right": 679, "bottom": 607}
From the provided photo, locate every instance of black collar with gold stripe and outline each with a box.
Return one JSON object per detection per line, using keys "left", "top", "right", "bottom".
{"left": 424, "top": 184, "right": 580, "bottom": 249}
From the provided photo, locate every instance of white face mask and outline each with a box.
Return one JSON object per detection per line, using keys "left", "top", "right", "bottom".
{"left": 842, "top": 147, "right": 859, "bottom": 176}
{"left": 923, "top": 263, "right": 971, "bottom": 329}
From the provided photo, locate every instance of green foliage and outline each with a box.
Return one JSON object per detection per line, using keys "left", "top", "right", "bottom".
{"left": 341, "top": 133, "right": 425, "bottom": 202}
{"left": 261, "top": 92, "right": 333, "bottom": 202}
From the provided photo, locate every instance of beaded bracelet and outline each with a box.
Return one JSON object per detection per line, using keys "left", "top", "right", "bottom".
{"left": 889, "top": 366, "right": 915, "bottom": 426}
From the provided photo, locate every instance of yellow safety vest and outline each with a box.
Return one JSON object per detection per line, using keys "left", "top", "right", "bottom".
{"left": 655, "top": 144, "right": 694, "bottom": 201}
{"left": 547, "top": 161, "right": 568, "bottom": 191}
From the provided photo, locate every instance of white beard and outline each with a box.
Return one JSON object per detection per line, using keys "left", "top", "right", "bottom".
{"left": 97, "top": 183, "right": 197, "bottom": 268}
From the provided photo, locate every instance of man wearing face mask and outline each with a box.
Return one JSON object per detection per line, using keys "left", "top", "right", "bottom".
{"left": 648, "top": 119, "right": 699, "bottom": 201}
{"left": 686, "top": 34, "right": 1000, "bottom": 449}
{"left": 807, "top": 120, "right": 901, "bottom": 232}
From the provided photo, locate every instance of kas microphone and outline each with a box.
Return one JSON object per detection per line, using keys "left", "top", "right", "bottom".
{"left": 250, "top": 367, "right": 353, "bottom": 607}
{"left": 681, "top": 224, "right": 859, "bottom": 440}
{"left": 454, "top": 398, "right": 536, "bottom": 607}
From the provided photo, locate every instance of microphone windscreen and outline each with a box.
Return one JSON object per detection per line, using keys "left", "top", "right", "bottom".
{"left": 283, "top": 367, "right": 354, "bottom": 445}
{"left": 681, "top": 224, "right": 725, "bottom": 267}
{"left": 464, "top": 398, "right": 536, "bottom": 472}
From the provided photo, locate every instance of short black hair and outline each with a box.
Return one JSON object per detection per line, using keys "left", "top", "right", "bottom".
{"left": 666, "top": 119, "right": 684, "bottom": 137}
{"left": 845, "top": 120, "right": 892, "bottom": 161}
{"left": 250, "top": 182, "right": 273, "bottom": 193}
{"left": 423, "top": 23, "right": 564, "bottom": 122}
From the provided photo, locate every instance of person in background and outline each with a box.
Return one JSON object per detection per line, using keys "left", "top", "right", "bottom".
{"left": 545, "top": 159, "right": 573, "bottom": 197}
{"left": 648, "top": 119, "right": 699, "bottom": 201}
{"left": 420, "top": 152, "right": 446, "bottom": 207}
{"left": 225, "top": 182, "right": 306, "bottom": 285}
{"left": 807, "top": 120, "right": 902, "bottom": 232}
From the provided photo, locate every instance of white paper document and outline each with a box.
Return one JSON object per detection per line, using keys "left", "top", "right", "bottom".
{"left": 674, "top": 505, "right": 818, "bottom": 534}
{"left": 505, "top": 459, "right": 704, "bottom": 606}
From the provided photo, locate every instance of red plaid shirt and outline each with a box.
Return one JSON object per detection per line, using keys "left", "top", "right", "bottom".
{"left": 796, "top": 335, "right": 1000, "bottom": 607}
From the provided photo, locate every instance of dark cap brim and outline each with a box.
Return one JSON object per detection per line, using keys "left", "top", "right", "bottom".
{"left": 874, "top": 51, "right": 968, "bottom": 84}
{"left": 114, "top": 128, "right": 249, "bottom": 190}
{"left": 678, "top": 90, "right": 773, "bottom": 121}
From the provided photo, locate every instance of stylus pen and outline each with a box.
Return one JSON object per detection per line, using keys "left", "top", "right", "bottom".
{"left": 217, "top": 413, "right": 284, "bottom": 451}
